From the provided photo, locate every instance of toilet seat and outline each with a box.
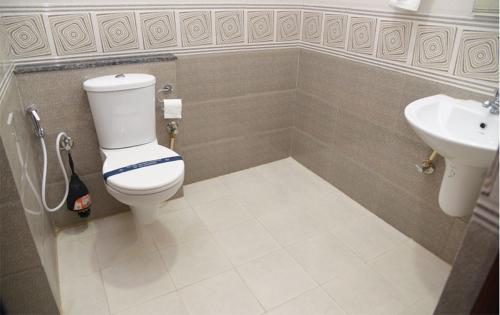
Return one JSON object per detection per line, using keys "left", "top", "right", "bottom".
{"left": 101, "top": 141, "right": 184, "bottom": 195}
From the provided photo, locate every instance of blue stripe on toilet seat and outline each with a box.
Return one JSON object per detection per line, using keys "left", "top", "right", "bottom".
{"left": 103, "top": 155, "right": 183, "bottom": 182}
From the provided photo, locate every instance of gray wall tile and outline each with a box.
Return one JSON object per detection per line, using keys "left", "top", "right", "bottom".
{"left": 0, "top": 201, "right": 41, "bottom": 276}
{"left": 15, "top": 49, "right": 297, "bottom": 229}
{"left": 293, "top": 49, "right": 488, "bottom": 263}
{"left": 2, "top": 266, "right": 59, "bottom": 314}
{"left": 0, "top": 78, "right": 60, "bottom": 310}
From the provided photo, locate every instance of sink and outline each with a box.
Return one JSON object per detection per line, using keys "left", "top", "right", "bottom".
{"left": 405, "top": 94, "right": 499, "bottom": 217}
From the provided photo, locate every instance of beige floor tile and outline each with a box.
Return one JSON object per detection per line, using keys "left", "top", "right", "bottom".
{"left": 96, "top": 228, "right": 157, "bottom": 269}
{"left": 56, "top": 158, "right": 451, "bottom": 315}
{"left": 60, "top": 273, "right": 109, "bottom": 315}
{"left": 369, "top": 241, "right": 451, "bottom": 302}
{"left": 331, "top": 214, "right": 409, "bottom": 262}
{"left": 267, "top": 287, "right": 346, "bottom": 315}
{"left": 193, "top": 195, "right": 253, "bottom": 231}
{"left": 236, "top": 188, "right": 296, "bottom": 219}
{"left": 219, "top": 167, "right": 267, "bottom": 196}
{"left": 58, "top": 234, "right": 99, "bottom": 282}
{"left": 180, "top": 270, "right": 264, "bottom": 315}
{"left": 56, "top": 222, "right": 97, "bottom": 245}
{"left": 257, "top": 207, "right": 324, "bottom": 246}
{"left": 299, "top": 191, "right": 372, "bottom": 230}
{"left": 183, "top": 177, "right": 230, "bottom": 207}
{"left": 159, "top": 238, "right": 232, "bottom": 288}
{"left": 212, "top": 219, "right": 281, "bottom": 265}
{"left": 398, "top": 297, "right": 437, "bottom": 315}
{"left": 158, "top": 197, "right": 191, "bottom": 216}
{"left": 101, "top": 252, "right": 175, "bottom": 313}
{"left": 150, "top": 208, "right": 211, "bottom": 248}
{"left": 322, "top": 266, "right": 415, "bottom": 315}
{"left": 286, "top": 233, "right": 367, "bottom": 284}
{"left": 116, "top": 292, "right": 189, "bottom": 315}
{"left": 94, "top": 211, "right": 138, "bottom": 238}
{"left": 237, "top": 250, "right": 317, "bottom": 309}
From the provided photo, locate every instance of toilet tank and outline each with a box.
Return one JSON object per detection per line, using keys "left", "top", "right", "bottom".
{"left": 83, "top": 73, "right": 156, "bottom": 149}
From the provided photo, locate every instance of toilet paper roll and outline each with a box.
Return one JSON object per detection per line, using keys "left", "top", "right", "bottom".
{"left": 163, "top": 99, "right": 182, "bottom": 119}
{"left": 389, "top": 0, "right": 421, "bottom": 11}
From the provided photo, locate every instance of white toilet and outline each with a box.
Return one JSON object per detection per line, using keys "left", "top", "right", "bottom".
{"left": 83, "top": 73, "right": 184, "bottom": 225}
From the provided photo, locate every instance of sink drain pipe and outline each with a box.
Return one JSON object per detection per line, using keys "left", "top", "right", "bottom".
{"left": 416, "top": 150, "right": 438, "bottom": 174}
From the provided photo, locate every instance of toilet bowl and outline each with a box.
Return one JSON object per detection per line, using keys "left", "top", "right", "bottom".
{"left": 101, "top": 141, "right": 184, "bottom": 225}
{"left": 83, "top": 73, "right": 184, "bottom": 224}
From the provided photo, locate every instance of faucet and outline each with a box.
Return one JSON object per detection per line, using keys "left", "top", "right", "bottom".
{"left": 25, "top": 105, "right": 44, "bottom": 138}
{"left": 483, "top": 89, "right": 499, "bottom": 115}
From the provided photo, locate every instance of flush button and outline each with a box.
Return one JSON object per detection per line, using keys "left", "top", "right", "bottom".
{"left": 115, "top": 74, "right": 125, "bottom": 78}
{"left": 480, "top": 122, "right": 487, "bottom": 129}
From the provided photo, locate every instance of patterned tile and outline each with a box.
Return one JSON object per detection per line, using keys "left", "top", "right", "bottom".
{"left": 248, "top": 11, "right": 274, "bottom": 43}
{"left": 97, "top": 12, "right": 139, "bottom": 52}
{"left": 412, "top": 24, "right": 456, "bottom": 71}
{"left": 302, "top": 12, "right": 323, "bottom": 44}
{"left": 179, "top": 11, "right": 213, "bottom": 47}
{"left": 49, "top": 14, "right": 96, "bottom": 56}
{"left": 276, "top": 11, "right": 301, "bottom": 42}
{"left": 215, "top": 11, "right": 244, "bottom": 45}
{"left": 347, "top": 16, "right": 377, "bottom": 55}
{"left": 323, "top": 14, "right": 348, "bottom": 49}
{"left": 0, "top": 15, "right": 51, "bottom": 58}
{"left": 455, "top": 30, "right": 499, "bottom": 82}
{"left": 376, "top": 20, "right": 412, "bottom": 62}
{"left": 140, "top": 11, "right": 177, "bottom": 49}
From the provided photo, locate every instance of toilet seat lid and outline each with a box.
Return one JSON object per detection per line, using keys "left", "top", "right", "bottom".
{"left": 102, "top": 142, "right": 184, "bottom": 194}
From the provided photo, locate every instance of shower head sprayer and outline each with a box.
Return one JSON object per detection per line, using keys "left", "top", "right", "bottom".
{"left": 25, "top": 104, "right": 44, "bottom": 138}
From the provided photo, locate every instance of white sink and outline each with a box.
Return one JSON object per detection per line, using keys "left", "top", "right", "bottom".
{"left": 405, "top": 94, "right": 499, "bottom": 217}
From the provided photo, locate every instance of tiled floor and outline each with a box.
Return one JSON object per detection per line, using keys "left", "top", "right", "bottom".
{"left": 57, "top": 158, "right": 451, "bottom": 315}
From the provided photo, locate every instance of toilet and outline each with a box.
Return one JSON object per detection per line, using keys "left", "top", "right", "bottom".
{"left": 83, "top": 73, "right": 184, "bottom": 225}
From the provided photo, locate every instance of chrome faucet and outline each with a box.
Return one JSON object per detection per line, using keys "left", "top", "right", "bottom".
{"left": 483, "top": 89, "right": 499, "bottom": 115}
{"left": 25, "top": 105, "right": 44, "bottom": 138}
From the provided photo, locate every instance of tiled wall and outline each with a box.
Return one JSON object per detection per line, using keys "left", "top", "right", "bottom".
{"left": 0, "top": 4, "right": 498, "bottom": 94}
{"left": 12, "top": 46, "right": 487, "bottom": 264}
{"left": 292, "top": 49, "right": 486, "bottom": 263}
{"left": 14, "top": 48, "right": 297, "bottom": 228}
{"left": 0, "top": 77, "right": 60, "bottom": 313}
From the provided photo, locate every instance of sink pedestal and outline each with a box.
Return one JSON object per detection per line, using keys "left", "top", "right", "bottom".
{"left": 439, "top": 159, "right": 488, "bottom": 217}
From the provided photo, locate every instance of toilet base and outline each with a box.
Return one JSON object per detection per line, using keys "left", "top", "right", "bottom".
{"left": 130, "top": 205, "right": 159, "bottom": 225}
{"left": 105, "top": 174, "right": 184, "bottom": 225}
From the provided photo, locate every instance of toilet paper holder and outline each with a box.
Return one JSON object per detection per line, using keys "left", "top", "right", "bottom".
{"left": 158, "top": 84, "right": 173, "bottom": 95}
{"left": 157, "top": 84, "right": 174, "bottom": 104}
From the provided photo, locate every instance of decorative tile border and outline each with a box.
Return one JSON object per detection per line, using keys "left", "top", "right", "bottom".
{"left": 412, "top": 24, "right": 456, "bottom": 72}
{"left": 0, "top": 15, "right": 51, "bottom": 57}
{"left": 276, "top": 10, "right": 301, "bottom": 42}
{"left": 140, "top": 11, "right": 177, "bottom": 49}
{"left": 97, "top": 12, "right": 140, "bottom": 52}
{"left": 455, "top": 30, "right": 498, "bottom": 81}
{"left": 323, "top": 14, "right": 348, "bottom": 49}
{"left": 0, "top": 5, "right": 498, "bottom": 93}
{"left": 179, "top": 11, "right": 213, "bottom": 47}
{"left": 347, "top": 16, "right": 377, "bottom": 55}
{"left": 376, "top": 20, "right": 412, "bottom": 63}
{"left": 302, "top": 11, "right": 322, "bottom": 44}
{"left": 48, "top": 14, "right": 97, "bottom": 56}
{"left": 215, "top": 10, "right": 244, "bottom": 45}
{"left": 248, "top": 10, "right": 274, "bottom": 43}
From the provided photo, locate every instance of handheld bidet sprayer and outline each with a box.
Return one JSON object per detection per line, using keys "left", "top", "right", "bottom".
{"left": 25, "top": 105, "right": 92, "bottom": 216}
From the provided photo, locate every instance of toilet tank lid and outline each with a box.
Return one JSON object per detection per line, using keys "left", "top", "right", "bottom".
{"left": 83, "top": 73, "right": 156, "bottom": 92}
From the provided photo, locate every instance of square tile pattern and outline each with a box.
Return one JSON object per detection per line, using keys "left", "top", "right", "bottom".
{"left": 57, "top": 158, "right": 451, "bottom": 315}
{"left": 2, "top": 11, "right": 497, "bottom": 90}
